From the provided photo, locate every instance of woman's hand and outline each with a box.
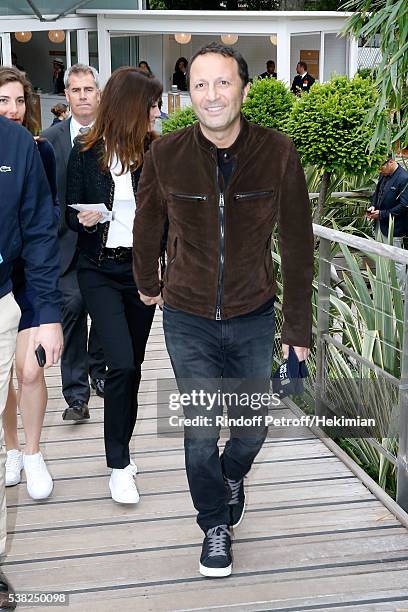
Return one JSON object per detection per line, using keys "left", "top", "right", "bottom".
{"left": 77, "top": 210, "right": 103, "bottom": 227}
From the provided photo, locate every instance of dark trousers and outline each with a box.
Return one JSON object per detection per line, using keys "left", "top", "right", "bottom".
{"left": 59, "top": 260, "right": 106, "bottom": 406}
{"left": 163, "top": 302, "right": 275, "bottom": 532}
{"left": 77, "top": 254, "right": 155, "bottom": 468}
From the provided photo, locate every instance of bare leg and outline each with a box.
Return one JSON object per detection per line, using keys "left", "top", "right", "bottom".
{"left": 3, "top": 373, "right": 20, "bottom": 451}
{"left": 14, "top": 328, "right": 47, "bottom": 455}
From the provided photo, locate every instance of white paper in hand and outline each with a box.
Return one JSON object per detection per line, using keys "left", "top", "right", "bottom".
{"left": 68, "top": 203, "right": 113, "bottom": 223}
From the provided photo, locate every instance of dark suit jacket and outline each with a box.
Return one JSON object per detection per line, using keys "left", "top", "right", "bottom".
{"left": 291, "top": 73, "right": 315, "bottom": 95}
{"left": 259, "top": 71, "right": 277, "bottom": 79}
{"left": 42, "top": 118, "right": 76, "bottom": 275}
{"left": 372, "top": 165, "right": 408, "bottom": 237}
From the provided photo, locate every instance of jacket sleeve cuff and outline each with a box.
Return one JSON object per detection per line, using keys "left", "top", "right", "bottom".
{"left": 138, "top": 283, "right": 161, "bottom": 298}
{"left": 281, "top": 327, "right": 312, "bottom": 349}
{"left": 39, "top": 304, "right": 61, "bottom": 325}
{"left": 379, "top": 209, "right": 388, "bottom": 220}
{"left": 83, "top": 224, "right": 98, "bottom": 233}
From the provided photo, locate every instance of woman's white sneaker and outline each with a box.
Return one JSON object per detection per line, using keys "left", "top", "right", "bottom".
{"left": 23, "top": 452, "right": 53, "bottom": 500}
{"left": 109, "top": 464, "right": 139, "bottom": 504}
{"left": 5, "top": 449, "right": 24, "bottom": 486}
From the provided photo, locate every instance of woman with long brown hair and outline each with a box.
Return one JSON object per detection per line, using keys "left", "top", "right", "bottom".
{"left": 0, "top": 66, "right": 59, "bottom": 500}
{"left": 66, "top": 67, "right": 162, "bottom": 504}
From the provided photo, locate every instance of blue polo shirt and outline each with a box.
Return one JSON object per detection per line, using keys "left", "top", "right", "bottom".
{"left": 0, "top": 116, "right": 61, "bottom": 324}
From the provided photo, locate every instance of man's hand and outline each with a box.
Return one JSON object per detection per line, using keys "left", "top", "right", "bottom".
{"left": 35, "top": 323, "right": 64, "bottom": 368}
{"left": 139, "top": 291, "right": 164, "bottom": 307}
{"left": 282, "top": 343, "right": 310, "bottom": 362}
{"left": 78, "top": 210, "right": 102, "bottom": 227}
{"left": 366, "top": 207, "right": 380, "bottom": 221}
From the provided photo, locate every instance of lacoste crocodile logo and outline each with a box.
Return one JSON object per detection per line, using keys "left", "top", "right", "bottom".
{"left": 0, "top": 166, "right": 11, "bottom": 173}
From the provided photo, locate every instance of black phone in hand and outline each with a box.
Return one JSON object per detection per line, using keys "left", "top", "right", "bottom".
{"left": 35, "top": 344, "right": 46, "bottom": 368}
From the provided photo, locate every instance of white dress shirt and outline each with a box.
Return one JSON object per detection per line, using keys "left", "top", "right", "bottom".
{"left": 105, "top": 155, "right": 136, "bottom": 248}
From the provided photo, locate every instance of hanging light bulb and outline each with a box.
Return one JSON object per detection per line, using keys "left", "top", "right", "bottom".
{"left": 221, "top": 34, "right": 239, "bottom": 45}
{"left": 270, "top": 34, "right": 278, "bottom": 46}
{"left": 174, "top": 33, "right": 191, "bottom": 45}
{"left": 14, "top": 31, "right": 32, "bottom": 43}
{"left": 48, "top": 30, "right": 65, "bottom": 44}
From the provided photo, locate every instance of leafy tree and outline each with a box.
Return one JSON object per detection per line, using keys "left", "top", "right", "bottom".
{"left": 149, "top": 0, "right": 344, "bottom": 8}
{"left": 342, "top": 0, "right": 408, "bottom": 151}
{"left": 242, "top": 76, "right": 294, "bottom": 131}
{"left": 285, "top": 75, "right": 387, "bottom": 224}
{"left": 149, "top": 0, "right": 279, "bottom": 8}
{"left": 279, "top": 0, "right": 304, "bottom": 7}
{"left": 162, "top": 78, "right": 293, "bottom": 135}
{"left": 304, "top": 0, "right": 344, "bottom": 8}
{"left": 162, "top": 106, "right": 197, "bottom": 134}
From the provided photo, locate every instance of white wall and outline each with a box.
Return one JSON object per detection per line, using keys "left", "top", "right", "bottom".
{"left": 290, "top": 33, "right": 320, "bottom": 80}
{"left": 138, "top": 34, "right": 165, "bottom": 85}
{"left": 324, "top": 33, "right": 347, "bottom": 81}
{"left": 11, "top": 31, "right": 66, "bottom": 92}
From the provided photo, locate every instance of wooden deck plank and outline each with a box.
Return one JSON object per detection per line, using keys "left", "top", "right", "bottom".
{"left": 6, "top": 312, "right": 408, "bottom": 611}
{"left": 5, "top": 503, "right": 399, "bottom": 562}
{"left": 5, "top": 529, "right": 408, "bottom": 584}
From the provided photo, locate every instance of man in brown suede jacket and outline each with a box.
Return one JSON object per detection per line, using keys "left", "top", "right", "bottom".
{"left": 133, "top": 42, "right": 313, "bottom": 578}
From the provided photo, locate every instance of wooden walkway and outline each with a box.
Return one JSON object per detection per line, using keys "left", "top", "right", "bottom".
{"left": 4, "top": 311, "right": 408, "bottom": 611}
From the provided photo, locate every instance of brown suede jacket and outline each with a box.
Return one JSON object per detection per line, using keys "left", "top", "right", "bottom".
{"left": 133, "top": 117, "right": 314, "bottom": 348}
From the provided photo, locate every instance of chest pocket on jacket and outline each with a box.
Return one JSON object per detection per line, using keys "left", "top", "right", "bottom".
{"left": 234, "top": 189, "right": 274, "bottom": 202}
{"left": 170, "top": 193, "right": 208, "bottom": 202}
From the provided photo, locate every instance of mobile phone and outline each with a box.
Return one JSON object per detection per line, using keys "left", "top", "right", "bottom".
{"left": 35, "top": 344, "right": 46, "bottom": 368}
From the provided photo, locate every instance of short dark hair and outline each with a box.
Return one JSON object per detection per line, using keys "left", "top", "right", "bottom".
{"left": 51, "top": 102, "right": 68, "bottom": 118}
{"left": 298, "top": 61, "right": 308, "bottom": 71}
{"left": 186, "top": 42, "right": 249, "bottom": 90}
{"left": 266, "top": 60, "right": 275, "bottom": 68}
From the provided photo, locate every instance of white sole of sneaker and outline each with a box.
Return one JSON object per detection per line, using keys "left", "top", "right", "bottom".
{"left": 27, "top": 482, "right": 54, "bottom": 500}
{"left": 199, "top": 563, "right": 232, "bottom": 578}
{"left": 5, "top": 475, "right": 22, "bottom": 487}
{"left": 109, "top": 485, "right": 139, "bottom": 505}
{"left": 231, "top": 498, "right": 246, "bottom": 529}
{"left": 110, "top": 495, "right": 140, "bottom": 504}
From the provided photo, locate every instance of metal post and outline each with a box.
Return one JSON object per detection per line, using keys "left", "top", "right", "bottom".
{"left": 0, "top": 33, "right": 12, "bottom": 66}
{"left": 315, "top": 237, "right": 331, "bottom": 418}
{"left": 65, "top": 30, "right": 71, "bottom": 69}
{"left": 276, "top": 21, "right": 291, "bottom": 86}
{"left": 77, "top": 30, "right": 89, "bottom": 66}
{"left": 397, "top": 281, "right": 408, "bottom": 511}
{"left": 97, "top": 14, "right": 111, "bottom": 87}
{"left": 319, "top": 31, "right": 325, "bottom": 83}
{"left": 348, "top": 35, "right": 359, "bottom": 79}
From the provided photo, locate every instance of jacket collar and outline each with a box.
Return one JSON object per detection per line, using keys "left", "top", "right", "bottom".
{"left": 194, "top": 115, "right": 250, "bottom": 158}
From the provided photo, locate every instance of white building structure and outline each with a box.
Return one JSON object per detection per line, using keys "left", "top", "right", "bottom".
{"left": 0, "top": 5, "right": 364, "bottom": 124}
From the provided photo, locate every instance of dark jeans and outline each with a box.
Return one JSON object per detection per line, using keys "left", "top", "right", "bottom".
{"left": 59, "top": 260, "right": 106, "bottom": 406}
{"left": 77, "top": 254, "right": 155, "bottom": 468}
{"left": 163, "top": 302, "right": 275, "bottom": 532}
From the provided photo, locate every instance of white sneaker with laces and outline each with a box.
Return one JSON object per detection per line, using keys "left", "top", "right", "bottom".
{"left": 23, "top": 452, "right": 53, "bottom": 500}
{"left": 109, "top": 463, "right": 139, "bottom": 504}
{"left": 5, "top": 449, "right": 24, "bottom": 486}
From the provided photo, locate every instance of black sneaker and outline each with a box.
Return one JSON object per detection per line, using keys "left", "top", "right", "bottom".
{"left": 62, "top": 400, "right": 90, "bottom": 421}
{"left": 225, "top": 477, "right": 245, "bottom": 528}
{"left": 91, "top": 378, "right": 105, "bottom": 398}
{"left": 199, "top": 524, "right": 232, "bottom": 578}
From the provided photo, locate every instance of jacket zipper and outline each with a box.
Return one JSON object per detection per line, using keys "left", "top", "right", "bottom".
{"left": 171, "top": 193, "right": 208, "bottom": 201}
{"left": 215, "top": 166, "right": 225, "bottom": 321}
{"left": 234, "top": 190, "right": 273, "bottom": 200}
